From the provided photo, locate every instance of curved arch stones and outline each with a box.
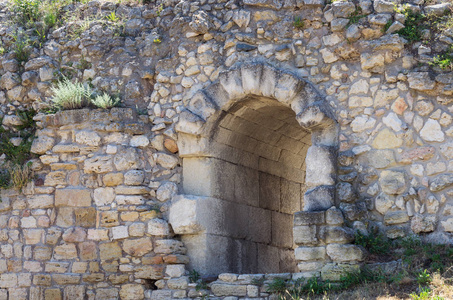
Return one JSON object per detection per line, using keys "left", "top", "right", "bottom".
{"left": 170, "top": 61, "right": 341, "bottom": 275}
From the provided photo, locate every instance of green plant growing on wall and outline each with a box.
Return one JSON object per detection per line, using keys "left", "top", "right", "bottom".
{"left": 11, "top": 0, "right": 40, "bottom": 25}
{"left": 49, "top": 79, "right": 93, "bottom": 110}
{"left": 0, "top": 110, "right": 37, "bottom": 192}
{"left": 293, "top": 16, "right": 304, "bottom": 29}
{"left": 348, "top": 7, "right": 366, "bottom": 25}
{"left": 106, "top": 11, "right": 120, "bottom": 23}
{"left": 430, "top": 51, "right": 453, "bottom": 70}
{"left": 92, "top": 93, "right": 121, "bottom": 109}
{"left": 395, "top": 5, "right": 426, "bottom": 42}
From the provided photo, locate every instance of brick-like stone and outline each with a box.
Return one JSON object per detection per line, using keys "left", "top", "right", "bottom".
{"left": 55, "top": 189, "right": 92, "bottom": 207}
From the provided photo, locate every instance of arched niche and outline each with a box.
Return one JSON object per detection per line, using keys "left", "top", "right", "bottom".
{"left": 170, "top": 62, "right": 338, "bottom": 276}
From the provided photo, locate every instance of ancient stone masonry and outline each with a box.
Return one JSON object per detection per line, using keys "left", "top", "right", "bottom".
{"left": 0, "top": 0, "right": 451, "bottom": 298}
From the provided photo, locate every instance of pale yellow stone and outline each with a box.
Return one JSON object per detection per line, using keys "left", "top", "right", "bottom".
{"left": 372, "top": 128, "right": 403, "bottom": 149}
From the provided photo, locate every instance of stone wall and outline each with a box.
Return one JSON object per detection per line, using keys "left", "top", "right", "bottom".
{"left": 0, "top": 0, "right": 452, "bottom": 298}
{"left": 0, "top": 109, "right": 186, "bottom": 299}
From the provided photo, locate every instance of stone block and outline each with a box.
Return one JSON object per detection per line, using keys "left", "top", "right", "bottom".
{"left": 56, "top": 207, "right": 74, "bottom": 227}
{"left": 122, "top": 238, "right": 152, "bottom": 256}
{"left": 271, "top": 212, "right": 293, "bottom": 248}
{"left": 55, "top": 188, "right": 92, "bottom": 207}
{"left": 63, "top": 286, "right": 85, "bottom": 300}
{"left": 379, "top": 170, "right": 406, "bottom": 195}
{"left": 84, "top": 155, "right": 114, "bottom": 174}
{"left": 305, "top": 145, "right": 336, "bottom": 187}
{"left": 326, "top": 244, "right": 364, "bottom": 262}
{"left": 325, "top": 207, "right": 344, "bottom": 225}
{"left": 27, "top": 195, "right": 54, "bottom": 209}
{"left": 384, "top": 211, "right": 409, "bottom": 225}
{"left": 24, "top": 229, "right": 44, "bottom": 244}
{"left": 74, "top": 207, "right": 96, "bottom": 227}
{"left": 293, "top": 225, "right": 318, "bottom": 245}
{"left": 319, "top": 226, "right": 354, "bottom": 244}
{"left": 303, "top": 185, "right": 335, "bottom": 212}
{"left": 169, "top": 195, "right": 203, "bottom": 234}
{"left": 294, "top": 246, "right": 326, "bottom": 261}
{"left": 211, "top": 283, "right": 247, "bottom": 297}
{"left": 321, "top": 263, "right": 360, "bottom": 281}
{"left": 294, "top": 211, "right": 325, "bottom": 225}
{"left": 54, "top": 243, "right": 78, "bottom": 260}
{"left": 119, "top": 284, "right": 144, "bottom": 300}
{"left": 99, "top": 242, "right": 122, "bottom": 260}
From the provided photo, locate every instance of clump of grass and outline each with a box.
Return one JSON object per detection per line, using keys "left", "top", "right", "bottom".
{"left": 348, "top": 7, "right": 366, "bottom": 25}
{"left": 92, "top": 93, "right": 121, "bottom": 109}
{"left": 354, "top": 230, "right": 391, "bottom": 255}
{"left": 49, "top": 79, "right": 92, "bottom": 110}
{"left": 7, "top": 162, "right": 33, "bottom": 191}
{"left": 382, "top": 19, "right": 393, "bottom": 33}
{"left": 294, "top": 16, "right": 304, "bottom": 29}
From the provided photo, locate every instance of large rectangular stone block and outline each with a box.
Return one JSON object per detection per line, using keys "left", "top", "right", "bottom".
{"left": 55, "top": 189, "right": 92, "bottom": 207}
{"left": 259, "top": 172, "right": 280, "bottom": 211}
{"left": 293, "top": 225, "right": 318, "bottom": 245}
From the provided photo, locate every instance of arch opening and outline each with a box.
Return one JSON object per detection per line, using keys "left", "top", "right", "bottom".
{"left": 181, "top": 96, "right": 311, "bottom": 275}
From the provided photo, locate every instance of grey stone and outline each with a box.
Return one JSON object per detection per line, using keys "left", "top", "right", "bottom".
{"left": 303, "top": 185, "right": 335, "bottom": 212}
{"left": 326, "top": 244, "right": 364, "bottom": 262}
{"left": 429, "top": 174, "right": 453, "bottom": 192}
{"left": 294, "top": 211, "right": 325, "bottom": 226}
{"left": 379, "top": 170, "right": 406, "bottom": 195}
{"left": 336, "top": 182, "right": 355, "bottom": 202}
{"left": 365, "top": 150, "right": 395, "bottom": 169}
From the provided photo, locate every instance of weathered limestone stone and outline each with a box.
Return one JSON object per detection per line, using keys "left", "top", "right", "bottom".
{"left": 399, "top": 146, "right": 435, "bottom": 164}
{"left": 75, "top": 131, "right": 101, "bottom": 146}
{"left": 156, "top": 153, "right": 179, "bottom": 169}
{"left": 30, "top": 136, "right": 55, "bottom": 154}
{"left": 103, "top": 173, "right": 124, "bottom": 186}
{"left": 372, "top": 128, "right": 403, "bottom": 149}
{"left": 429, "top": 174, "right": 453, "bottom": 192}
{"left": 124, "top": 170, "right": 145, "bottom": 185}
{"left": 99, "top": 242, "right": 122, "bottom": 260}
{"left": 420, "top": 119, "right": 445, "bottom": 142}
{"left": 351, "top": 115, "right": 376, "bottom": 132}
{"left": 294, "top": 246, "right": 326, "bottom": 261}
{"left": 294, "top": 211, "right": 325, "bottom": 226}
{"left": 114, "top": 148, "right": 140, "bottom": 171}
{"left": 165, "top": 264, "right": 185, "bottom": 277}
{"left": 44, "top": 171, "right": 66, "bottom": 186}
{"left": 379, "top": 170, "right": 406, "bottom": 195}
{"left": 169, "top": 195, "right": 201, "bottom": 234}
{"left": 384, "top": 211, "right": 409, "bottom": 225}
{"left": 62, "top": 227, "right": 87, "bottom": 243}
{"left": 325, "top": 207, "right": 344, "bottom": 225}
{"left": 84, "top": 155, "right": 114, "bottom": 174}
{"left": 55, "top": 189, "right": 91, "bottom": 207}
{"left": 75, "top": 207, "right": 96, "bottom": 227}
{"left": 411, "top": 214, "right": 436, "bottom": 233}
{"left": 148, "top": 219, "right": 170, "bottom": 236}
{"left": 211, "top": 283, "right": 247, "bottom": 297}
{"left": 440, "top": 142, "right": 453, "bottom": 159}
{"left": 319, "top": 226, "right": 354, "bottom": 244}
{"left": 135, "top": 265, "right": 164, "bottom": 280}
{"left": 27, "top": 195, "right": 53, "bottom": 209}
{"left": 407, "top": 72, "right": 435, "bottom": 91}
{"left": 375, "top": 193, "right": 394, "bottom": 215}
{"left": 93, "top": 187, "right": 115, "bottom": 206}
{"left": 326, "top": 244, "right": 364, "bottom": 262}
{"left": 365, "top": 150, "right": 395, "bottom": 169}
{"left": 441, "top": 218, "right": 453, "bottom": 232}
{"left": 303, "top": 186, "right": 335, "bottom": 211}
{"left": 156, "top": 182, "right": 178, "bottom": 202}
{"left": 24, "top": 229, "right": 44, "bottom": 244}
{"left": 293, "top": 225, "right": 317, "bottom": 245}
{"left": 130, "top": 135, "right": 150, "bottom": 148}
{"left": 53, "top": 243, "right": 78, "bottom": 260}
{"left": 122, "top": 238, "right": 152, "bottom": 256}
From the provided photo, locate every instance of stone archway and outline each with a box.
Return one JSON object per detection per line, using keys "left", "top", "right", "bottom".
{"left": 170, "top": 62, "right": 340, "bottom": 276}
